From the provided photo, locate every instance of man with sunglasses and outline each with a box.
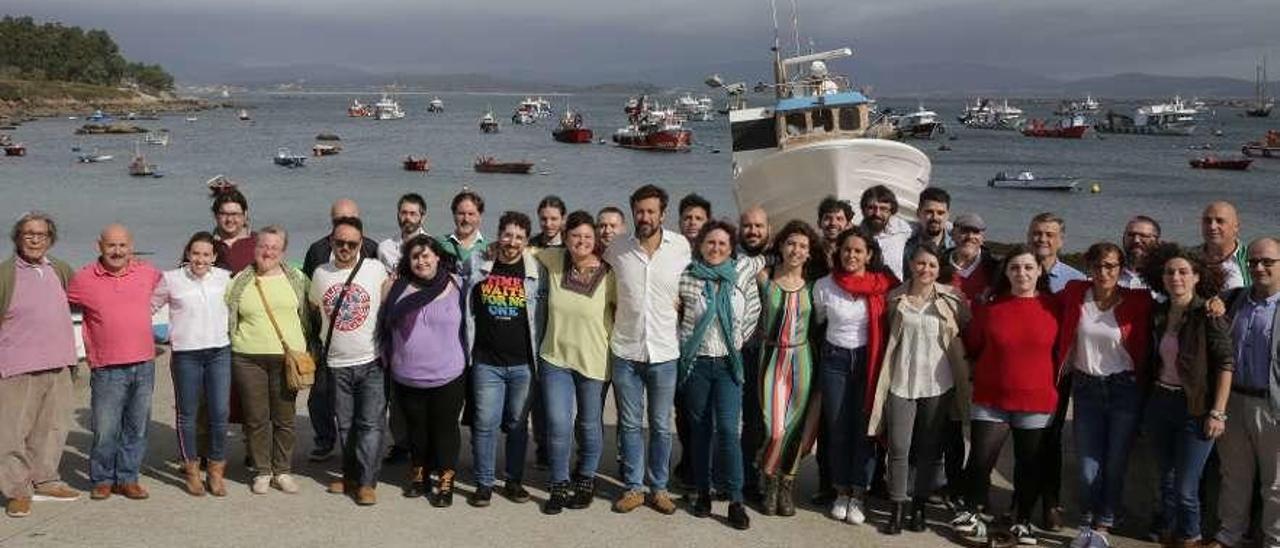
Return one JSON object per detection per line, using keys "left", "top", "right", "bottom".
{"left": 308, "top": 216, "right": 388, "bottom": 505}
{"left": 302, "top": 199, "right": 379, "bottom": 463}
{"left": 1211, "top": 238, "right": 1280, "bottom": 548}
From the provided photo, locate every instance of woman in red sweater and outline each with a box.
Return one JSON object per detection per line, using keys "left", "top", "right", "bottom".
{"left": 950, "top": 245, "right": 1061, "bottom": 546}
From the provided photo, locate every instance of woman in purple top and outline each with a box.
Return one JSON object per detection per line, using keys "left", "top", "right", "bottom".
{"left": 379, "top": 234, "right": 466, "bottom": 507}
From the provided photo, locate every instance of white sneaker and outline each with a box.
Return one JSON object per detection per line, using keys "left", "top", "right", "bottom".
{"left": 950, "top": 510, "right": 981, "bottom": 534}
{"left": 845, "top": 497, "right": 866, "bottom": 525}
{"left": 1010, "top": 523, "right": 1038, "bottom": 545}
{"left": 1069, "top": 527, "right": 1094, "bottom": 548}
{"left": 272, "top": 473, "right": 300, "bottom": 494}
{"left": 251, "top": 475, "right": 271, "bottom": 495}
{"left": 1088, "top": 530, "right": 1111, "bottom": 548}
{"left": 830, "top": 495, "right": 850, "bottom": 521}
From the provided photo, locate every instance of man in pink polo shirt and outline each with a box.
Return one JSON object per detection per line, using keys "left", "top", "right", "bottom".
{"left": 67, "top": 224, "right": 161, "bottom": 502}
{"left": 0, "top": 212, "right": 80, "bottom": 519}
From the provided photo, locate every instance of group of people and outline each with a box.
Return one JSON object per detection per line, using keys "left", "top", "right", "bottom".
{"left": 0, "top": 182, "right": 1277, "bottom": 548}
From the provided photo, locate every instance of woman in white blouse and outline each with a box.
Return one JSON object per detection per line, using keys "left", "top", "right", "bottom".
{"left": 152, "top": 231, "right": 232, "bottom": 497}
{"left": 867, "top": 243, "right": 970, "bottom": 534}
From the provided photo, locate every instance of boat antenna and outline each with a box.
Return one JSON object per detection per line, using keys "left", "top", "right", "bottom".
{"left": 790, "top": 0, "right": 801, "bottom": 59}
{"left": 769, "top": 0, "right": 785, "bottom": 97}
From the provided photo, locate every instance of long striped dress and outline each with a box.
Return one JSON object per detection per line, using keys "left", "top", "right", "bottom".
{"left": 756, "top": 278, "right": 820, "bottom": 476}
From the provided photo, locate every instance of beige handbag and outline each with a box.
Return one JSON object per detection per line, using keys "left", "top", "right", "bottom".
{"left": 253, "top": 275, "right": 315, "bottom": 390}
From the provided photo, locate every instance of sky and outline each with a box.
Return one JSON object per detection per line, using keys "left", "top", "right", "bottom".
{"left": 5, "top": 0, "right": 1277, "bottom": 85}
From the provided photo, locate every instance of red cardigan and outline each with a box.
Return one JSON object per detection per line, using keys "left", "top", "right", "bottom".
{"left": 1055, "top": 280, "right": 1153, "bottom": 383}
{"left": 965, "top": 294, "right": 1061, "bottom": 414}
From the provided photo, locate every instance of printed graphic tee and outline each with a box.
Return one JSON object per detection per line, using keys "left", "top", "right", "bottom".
{"left": 309, "top": 258, "right": 388, "bottom": 367}
{"left": 472, "top": 260, "right": 532, "bottom": 367}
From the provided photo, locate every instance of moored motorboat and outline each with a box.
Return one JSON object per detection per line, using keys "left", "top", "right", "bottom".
{"left": 427, "top": 97, "right": 444, "bottom": 113}
{"left": 474, "top": 156, "right": 534, "bottom": 174}
{"left": 273, "top": 147, "right": 307, "bottom": 167}
{"left": 1189, "top": 156, "right": 1252, "bottom": 170}
{"left": 1095, "top": 96, "right": 1198, "bottom": 135}
{"left": 312, "top": 143, "right": 341, "bottom": 156}
{"left": 479, "top": 109, "right": 500, "bottom": 133}
{"left": 613, "top": 96, "right": 693, "bottom": 151}
{"left": 1022, "top": 116, "right": 1090, "bottom": 139}
{"left": 988, "top": 171, "right": 1080, "bottom": 191}
{"left": 348, "top": 99, "right": 372, "bottom": 117}
{"left": 552, "top": 111, "right": 594, "bottom": 143}
{"left": 237, "top": 109, "right": 251, "bottom": 121}
{"left": 373, "top": 92, "right": 405, "bottom": 120}
{"left": 1242, "top": 130, "right": 1280, "bottom": 158}
{"left": 206, "top": 174, "right": 239, "bottom": 193}
{"left": 891, "top": 104, "right": 946, "bottom": 139}
{"left": 315, "top": 132, "right": 341, "bottom": 141}
{"left": 144, "top": 131, "right": 170, "bottom": 146}
{"left": 4, "top": 143, "right": 26, "bottom": 156}
{"left": 403, "top": 155, "right": 430, "bottom": 172}
{"left": 128, "top": 154, "right": 157, "bottom": 177}
{"left": 78, "top": 151, "right": 114, "bottom": 163}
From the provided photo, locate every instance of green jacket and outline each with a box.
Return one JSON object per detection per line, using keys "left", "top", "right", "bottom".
{"left": 0, "top": 255, "right": 75, "bottom": 330}
{"left": 225, "top": 266, "right": 314, "bottom": 352}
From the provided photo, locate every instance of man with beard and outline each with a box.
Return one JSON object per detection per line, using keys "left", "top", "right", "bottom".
{"left": 859, "top": 185, "right": 913, "bottom": 281}
{"left": 1119, "top": 215, "right": 1161, "bottom": 290}
{"left": 595, "top": 206, "right": 627, "bottom": 248}
{"left": 378, "top": 193, "right": 429, "bottom": 272}
{"left": 737, "top": 205, "right": 770, "bottom": 500}
{"left": 902, "top": 188, "right": 953, "bottom": 279}
{"left": 818, "top": 196, "right": 853, "bottom": 269}
{"left": 1201, "top": 201, "right": 1249, "bottom": 290}
{"left": 605, "top": 184, "right": 691, "bottom": 515}
{"left": 678, "top": 193, "right": 712, "bottom": 244}
{"left": 303, "top": 199, "right": 378, "bottom": 278}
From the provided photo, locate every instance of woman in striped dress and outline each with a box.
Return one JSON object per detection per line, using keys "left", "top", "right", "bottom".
{"left": 755, "top": 220, "right": 827, "bottom": 517}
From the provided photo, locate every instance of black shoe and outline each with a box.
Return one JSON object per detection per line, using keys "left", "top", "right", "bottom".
{"left": 503, "top": 481, "right": 531, "bottom": 504}
{"left": 543, "top": 482, "right": 569, "bottom": 515}
{"left": 728, "top": 502, "right": 751, "bottom": 530}
{"left": 883, "top": 501, "right": 904, "bottom": 535}
{"left": 810, "top": 487, "right": 837, "bottom": 506}
{"left": 1042, "top": 506, "right": 1064, "bottom": 532}
{"left": 468, "top": 485, "right": 492, "bottom": 507}
{"left": 308, "top": 445, "right": 335, "bottom": 462}
{"left": 691, "top": 491, "right": 712, "bottom": 518}
{"left": 383, "top": 445, "right": 409, "bottom": 465}
{"left": 567, "top": 476, "right": 594, "bottom": 510}
{"left": 429, "top": 470, "right": 455, "bottom": 508}
{"left": 907, "top": 499, "right": 928, "bottom": 532}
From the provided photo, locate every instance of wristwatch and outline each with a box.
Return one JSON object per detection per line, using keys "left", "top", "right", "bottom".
{"left": 1208, "top": 410, "right": 1228, "bottom": 422}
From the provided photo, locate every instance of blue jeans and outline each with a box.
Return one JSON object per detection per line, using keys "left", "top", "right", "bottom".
{"left": 611, "top": 355, "right": 677, "bottom": 492}
{"left": 171, "top": 346, "right": 231, "bottom": 461}
{"left": 1146, "top": 385, "right": 1217, "bottom": 541}
{"left": 681, "top": 356, "right": 744, "bottom": 501}
{"left": 819, "top": 344, "right": 875, "bottom": 491}
{"left": 542, "top": 361, "right": 604, "bottom": 484}
{"left": 332, "top": 360, "right": 387, "bottom": 487}
{"left": 470, "top": 363, "right": 532, "bottom": 486}
{"left": 90, "top": 361, "right": 155, "bottom": 486}
{"left": 1072, "top": 371, "right": 1142, "bottom": 528}
{"left": 308, "top": 362, "right": 336, "bottom": 450}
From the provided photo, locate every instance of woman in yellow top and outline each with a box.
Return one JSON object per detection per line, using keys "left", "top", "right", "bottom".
{"left": 225, "top": 225, "right": 312, "bottom": 495}
{"left": 535, "top": 211, "right": 615, "bottom": 514}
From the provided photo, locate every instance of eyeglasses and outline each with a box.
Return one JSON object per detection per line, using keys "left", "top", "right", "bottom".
{"left": 1247, "top": 258, "right": 1280, "bottom": 268}
{"left": 1125, "top": 231, "right": 1158, "bottom": 240}
{"left": 216, "top": 210, "right": 245, "bottom": 218}
{"left": 20, "top": 231, "right": 49, "bottom": 241}
{"left": 332, "top": 239, "right": 362, "bottom": 250}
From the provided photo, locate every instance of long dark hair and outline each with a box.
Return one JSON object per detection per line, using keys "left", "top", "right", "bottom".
{"left": 179, "top": 231, "right": 217, "bottom": 267}
{"left": 832, "top": 226, "right": 888, "bottom": 275}
{"left": 1140, "top": 242, "right": 1225, "bottom": 300}
{"left": 397, "top": 234, "right": 455, "bottom": 283}
{"left": 990, "top": 244, "right": 1049, "bottom": 298}
{"left": 768, "top": 219, "right": 827, "bottom": 281}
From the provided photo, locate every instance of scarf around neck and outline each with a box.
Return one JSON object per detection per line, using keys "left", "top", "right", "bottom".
{"left": 377, "top": 269, "right": 452, "bottom": 362}
{"left": 679, "top": 258, "right": 743, "bottom": 385}
{"left": 831, "top": 268, "right": 898, "bottom": 412}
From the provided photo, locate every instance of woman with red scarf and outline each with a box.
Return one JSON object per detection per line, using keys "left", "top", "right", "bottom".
{"left": 812, "top": 227, "right": 898, "bottom": 525}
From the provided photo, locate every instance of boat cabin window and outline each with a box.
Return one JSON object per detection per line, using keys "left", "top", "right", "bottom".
{"left": 812, "top": 109, "right": 835, "bottom": 133}
{"left": 839, "top": 108, "right": 861, "bottom": 131}
{"left": 730, "top": 117, "right": 778, "bottom": 152}
{"left": 785, "top": 112, "right": 808, "bottom": 136}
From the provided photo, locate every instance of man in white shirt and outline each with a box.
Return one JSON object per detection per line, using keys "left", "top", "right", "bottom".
{"left": 1200, "top": 201, "right": 1249, "bottom": 291}
{"left": 604, "top": 184, "right": 691, "bottom": 515}
{"left": 308, "top": 217, "right": 388, "bottom": 506}
{"left": 377, "top": 193, "right": 428, "bottom": 273}
{"left": 859, "top": 185, "right": 913, "bottom": 281}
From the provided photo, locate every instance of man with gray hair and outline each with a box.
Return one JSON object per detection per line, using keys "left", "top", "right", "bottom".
{"left": 0, "top": 212, "right": 80, "bottom": 518}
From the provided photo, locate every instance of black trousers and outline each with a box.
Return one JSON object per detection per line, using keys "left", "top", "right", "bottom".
{"left": 395, "top": 375, "right": 465, "bottom": 473}
{"left": 964, "top": 420, "right": 1046, "bottom": 524}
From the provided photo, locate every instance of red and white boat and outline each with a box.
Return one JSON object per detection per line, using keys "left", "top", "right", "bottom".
{"left": 4, "top": 143, "right": 26, "bottom": 156}
{"left": 613, "top": 96, "right": 692, "bottom": 152}
{"left": 347, "top": 99, "right": 372, "bottom": 117}
{"left": 1189, "top": 155, "right": 1252, "bottom": 170}
{"left": 552, "top": 111, "right": 593, "bottom": 144}
{"left": 403, "top": 155, "right": 430, "bottom": 172}
{"left": 1022, "top": 116, "right": 1090, "bottom": 139}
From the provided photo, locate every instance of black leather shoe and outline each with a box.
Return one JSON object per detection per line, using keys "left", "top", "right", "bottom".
{"left": 543, "top": 482, "right": 569, "bottom": 515}
{"left": 907, "top": 499, "right": 928, "bottom": 532}
{"left": 468, "top": 485, "right": 492, "bottom": 507}
{"left": 883, "top": 501, "right": 904, "bottom": 535}
{"left": 728, "top": 502, "right": 751, "bottom": 530}
{"left": 503, "top": 481, "right": 531, "bottom": 503}
{"left": 567, "top": 476, "right": 594, "bottom": 510}
{"left": 691, "top": 490, "right": 712, "bottom": 518}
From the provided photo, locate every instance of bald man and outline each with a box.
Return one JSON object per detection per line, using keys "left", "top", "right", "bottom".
{"left": 301, "top": 200, "right": 379, "bottom": 462}
{"left": 738, "top": 206, "right": 770, "bottom": 258}
{"left": 1200, "top": 201, "right": 1249, "bottom": 290}
{"left": 67, "top": 223, "right": 162, "bottom": 501}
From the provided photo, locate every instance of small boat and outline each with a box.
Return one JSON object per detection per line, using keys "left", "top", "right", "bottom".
{"left": 474, "top": 156, "right": 534, "bottom": 174}
{"left": 237, "top": 109, "right": 251, "bottom": 121}
{"left": 552, "top": 110, "right": 594, "bottom": 143}
{"left": 273, "top": 147, "right": 307, "bottom": 168}
{"left": 373, "top": 92, "right": 405, "bottom": 120}
{"left": 4, "top": 143, "right": 26, "bottom": 156}
{"left": 312, "top": 143, "right": 341, "bottom": 156}
{"left": 143, "top": 131, "right": 170, "bottom": 146}
{"left": 403, "top": 155, "right": 430, "bottom": 172}
{"left": 427, "top": 97, "right": 444, "bottom": 113}
{"left": 78, "top": 151, "right": 114, "bottom": 163}
{"left": 479, "top": 109, "right": 500, "bottom": 133}
{"left": 988, "top": 171, "right": 1080, "bottom": 191}
{"left": 128, "top": 152, "right": 157, "bottom": 177}
{"left": 348, "top": 99, "right": 372, "bottom": 117}
{"left": 315, "top": 132, "right": 341, "bottom": 141}
{"left": 1242, "top": 130, "right": 1280, "bottom": 158}
{"left": 1189, "top": 156, "right": 1252, "bottom": 170}
{"left": 185, "top": 116, "right": 199, "bottom": 123}
{"left": 1022, "top": 117, "right": 1090, "bottom": 139}
{"left": 511, "top": 109, "right": 536, "bottom": 125}
{"left": 86, "top": 110, "right": 114, "bottom": 123}
{"left": 206, "top": 174, "right": 239, "bottom": 193}
{"left": 891, "top": 104, "right": 946, "bottom": 139}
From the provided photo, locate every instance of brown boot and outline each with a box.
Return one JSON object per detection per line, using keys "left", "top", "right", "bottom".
{"left": 404, "top": 466, "right": 427, "bottom": 498}
{"left": 777, "top": 474, "right": 796, "bottom": 516}
{"left": 182, "top": 461, "right": 206, "bottom": 497}
{"left": 206, "top": 461, "right": 228, "bottom": 497}
{"left": 761, "top": 474, "right": 778, "bottom": 516}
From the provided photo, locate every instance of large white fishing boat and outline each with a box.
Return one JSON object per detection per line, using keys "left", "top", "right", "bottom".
{"left": 729, "top": 43, "right": 929, "bottom": 225}
{"left": 891, "top": 104, "right": 946, "bottom": 139}
{"left": 958, "top": 98, "right": 1026, "bottom": 130}
{"left": 373, "top": 93, "right": 405, "bottom": 120}
{"left": 1096, "top": 96, "right": 1198, "bottom": 135}
{"left": 675, "top": 93, "right": 716, "bottom": 122}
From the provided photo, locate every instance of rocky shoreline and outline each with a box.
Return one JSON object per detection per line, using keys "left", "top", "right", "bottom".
{"left": 0, "top": 81, "right": 211, "bottom": 123}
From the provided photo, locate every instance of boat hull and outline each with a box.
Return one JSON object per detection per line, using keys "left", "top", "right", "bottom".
{"left": 553, "top": 128, "right": 594, "bottom": 143}
{"left": 732, "top": 139, "right": 931, "bottom": 228}
{"left": 902, "top": 122, "right": 945, "bottom": 139}
{"left": 403, "top": 157, "right": 430, "bottom": 172}
{"left": 4, "top": 146, "right": 26, "bottom": 156}
{"left": 988, "top": 179, "right": 1079, "bottom": 191}
{"left": 1095, "top": 124, "right": 1196, "bottom": 136}
{"left": 1243, "top": 144, "right": 1280, "bottom": 158}
{"left": 1023, "top": 125, "right": 1090, "bottom": 139}
{"left": 1189, "top": 158, "right": 1252, "bottom": 170}
{"left": 475, "top": 163, "right": 534, "bottom": 174}
{"left": 480, "top": 123, "right": 500, "bottom": 134}
{"left": 613, "top": 128, "right": 692, "bottom": 151}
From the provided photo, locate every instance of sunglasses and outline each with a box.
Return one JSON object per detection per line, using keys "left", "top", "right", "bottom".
{"left": 332, "top": 239, "right": 362, "bottom": 250}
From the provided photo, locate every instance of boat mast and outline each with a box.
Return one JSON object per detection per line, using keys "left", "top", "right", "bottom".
{"left": 770, "top": 0, "right": 785, "bottom": 98}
